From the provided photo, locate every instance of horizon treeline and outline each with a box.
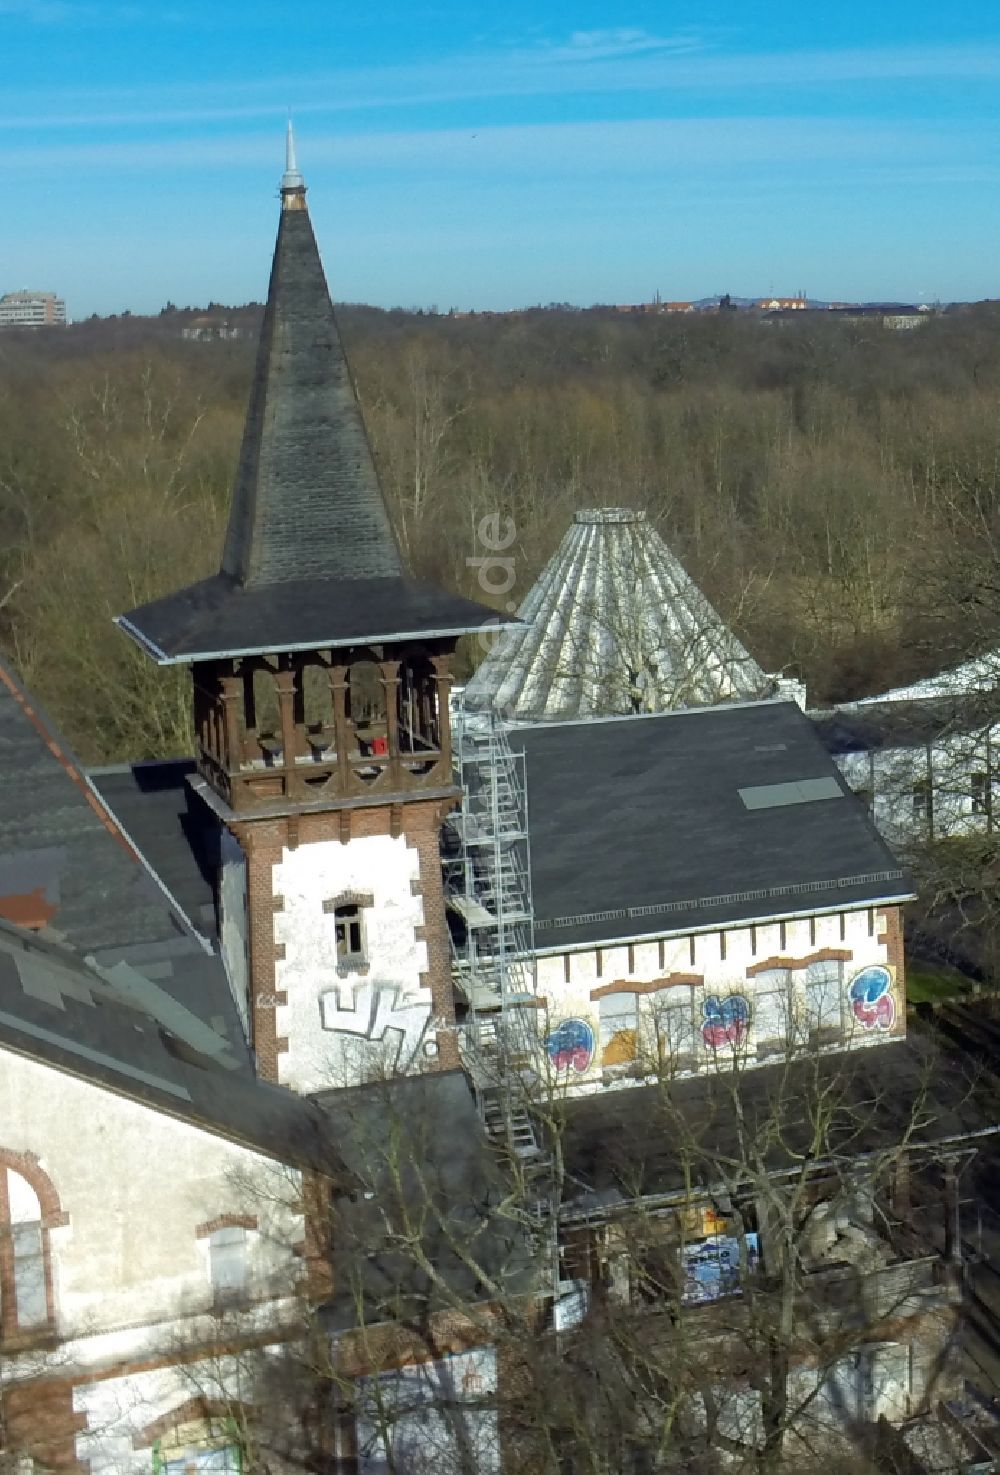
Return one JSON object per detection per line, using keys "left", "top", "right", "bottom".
{"left": 3, "top": 302, "right": 1000, "bottom": 762}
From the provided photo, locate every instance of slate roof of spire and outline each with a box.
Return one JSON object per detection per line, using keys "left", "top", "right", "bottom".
{"left": 119, "top": 145, "right": 500, "bottom": 663}
{"left": 219, "top": 201, "right": 403, "bottom": 588}
{"left": 464, "top": 507, "right": 772, "bottom": 723}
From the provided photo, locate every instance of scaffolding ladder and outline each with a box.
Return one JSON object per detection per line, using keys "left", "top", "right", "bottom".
{"left": 444, "top": 698, "right": 545, "bottom": 1163}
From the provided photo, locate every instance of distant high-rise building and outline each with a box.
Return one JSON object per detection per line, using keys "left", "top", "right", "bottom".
{"left": 0, "top": 290, "right": 67, "bottom": 328}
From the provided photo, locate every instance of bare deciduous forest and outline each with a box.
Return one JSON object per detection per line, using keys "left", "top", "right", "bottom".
{"left": 3, "top": 303, "right": 1000, "bottom": 762}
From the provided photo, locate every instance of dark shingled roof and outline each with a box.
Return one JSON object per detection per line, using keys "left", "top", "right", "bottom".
{"left": 558, "top": 1031, "right": 998, "bottom": 1215}
{"left": 812, "top": 696, "right": 997, "bottom": 756}
{"left": 119, "top": 196, "right": 503, "bottom": 660}
{"left": 87, "top": 759, "right": 220, "bottom": 944}
{"left": 316, "top": 1071, "right": 537, "bottom": 1332}
{"left": 0, "top": 659, "right": 249, "bottom": 1063}
{"left": 118, "top": 573, "right": 503, "bottom": 664}
{"left": 0, "top": 918, "right": 340, "bottom": 1167}
{"left": 513, "top": 699, "right": 912, "bottom": 950}
{"left": 221, "top": 206, "right": 402, "bottom": 588}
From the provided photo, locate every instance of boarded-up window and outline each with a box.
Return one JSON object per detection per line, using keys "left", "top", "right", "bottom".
{"left": 4, "top": 1169, "right": 48, "bottom": 1331}
{"left": 11, "top": 1224, "right": 46, "bottom": 1327}
{"left": 163, "top": 1445, "right": 242, "bottom": 1475}
{"left": 866, "top": 1342, "right": 910, "bottom": 1421}
{"left": 600, "top": 993, "right": 637, "bottom": 1066}
{"left": 209, "top": 1227, "right": 248, "bottom": 1300}
{"left": 650, "top": 989, "right": 697, "bottom": 1064}
{"left": 753, "top": 969, "right": 791, "bottom": 1045}
{"left": 806, "top": 960, "right": 842, "bottom": 1034}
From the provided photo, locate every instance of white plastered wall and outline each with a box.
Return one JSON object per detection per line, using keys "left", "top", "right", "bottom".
{"left": 535, "top": 907, "right": 900, "bottom": 1095}
{"left": 0, "top": 1048, "right": 302, "bottom": 1368}
{"left": 273, "top": 834, "right": 434, "bottom": 1094}
{"left": 834, "top": 729, "right": 998, "bottom": 846}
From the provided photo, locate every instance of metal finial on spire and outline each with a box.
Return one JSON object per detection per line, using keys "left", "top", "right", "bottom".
{"left": 280, "top": 120, "right": 306, "bottom": 198}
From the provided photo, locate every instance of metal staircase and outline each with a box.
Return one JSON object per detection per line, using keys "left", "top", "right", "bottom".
{"left": 444, "top": 698, "right": 545, "bottom": 1163}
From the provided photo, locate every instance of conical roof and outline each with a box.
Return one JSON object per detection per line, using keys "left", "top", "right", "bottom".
{"left": 464, "top": 508, "right": 771, "bottom": 722}
{"left": 118, "top": 142, "right": 497, "bottom": 664}
{"left": 220, "top": 174, "right": 403, "bottom": 588}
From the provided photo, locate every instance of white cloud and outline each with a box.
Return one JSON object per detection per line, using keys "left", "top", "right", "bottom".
{"left": 543, "top": 28, "right": 704, "bottom": 62}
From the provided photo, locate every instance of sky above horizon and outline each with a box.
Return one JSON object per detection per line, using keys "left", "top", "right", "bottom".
{"left": 4, "top": 1, "right": 1000, "bottom": 317}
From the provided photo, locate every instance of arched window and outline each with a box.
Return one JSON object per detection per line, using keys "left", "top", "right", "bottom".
{"left": 138, "top": 1401, "right": 245, "bottom": 1475}
{"left": 0, "top": 1154, "right": 63, "bottom": 1339}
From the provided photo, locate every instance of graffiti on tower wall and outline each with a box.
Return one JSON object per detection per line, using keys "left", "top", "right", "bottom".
{"left": 320, "top": 981, "right": 434, "bottom": 1073}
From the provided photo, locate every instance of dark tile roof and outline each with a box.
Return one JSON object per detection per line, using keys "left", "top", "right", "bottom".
{"left": 315, "top": 1072, "right": 536, "bottom": 1331}
{"left": 119, "top": 572, "right": 503, "bottom": 663}
{"left": 0, "top": 659, "right": 248, "bottom": 1068}
{"left": 513, "top": 700, "right": 912, "bottom": 950}
{"left": 558, "top": 1032, "right": 997, "bottom": 1215}
{"left": 812, "top": 697, "right": 997, "bottom": 756}
{"left": 120, "top": 199, "right": 504, "bottom": 659}
{"left": 0, "top": 918, "right": 340, "bottom": 1167}
{"left": 88, "top": 760, "right": 221, "bottom": 944}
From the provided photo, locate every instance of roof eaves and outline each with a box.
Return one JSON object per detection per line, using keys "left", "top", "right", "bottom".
{"left": 120, "top": 617, "right": 522, "bottom": 667}
{"left": 506, "top": 694, "right": 794, "bottom": 734}
{"left": 531, "top": 888, "right": 917, "bottom": 956}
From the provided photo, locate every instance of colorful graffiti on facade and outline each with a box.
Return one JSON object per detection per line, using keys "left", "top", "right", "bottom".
{"left": 848, "top": 965, "right": 895, "bottom": 1031}
{"left": 546, "top": 1018, "right": 596, "bottom": 1073}
{"left": 702, "top": 994, "right": 749, "bottom": 1049}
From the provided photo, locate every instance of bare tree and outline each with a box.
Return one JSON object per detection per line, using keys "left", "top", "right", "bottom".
{"left": 157, "top": 1020, "right": 988, "bottom": 1475}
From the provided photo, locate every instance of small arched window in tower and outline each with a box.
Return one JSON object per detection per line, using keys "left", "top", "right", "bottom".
{"left": 323, "top": 892, "right": 373, "bottom": 975}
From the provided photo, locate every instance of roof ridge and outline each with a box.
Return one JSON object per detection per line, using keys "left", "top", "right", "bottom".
{"left": 0, "top": 659, "right": 138, "bottom": 860}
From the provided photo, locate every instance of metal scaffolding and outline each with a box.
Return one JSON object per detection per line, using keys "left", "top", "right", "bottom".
{"left": 444, "top": 696, "right": 545, "bottom": 1162}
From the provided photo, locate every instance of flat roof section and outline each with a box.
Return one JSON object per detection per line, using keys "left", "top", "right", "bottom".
{"left": 513, "top": 700, "right": 911, "bottom": 950}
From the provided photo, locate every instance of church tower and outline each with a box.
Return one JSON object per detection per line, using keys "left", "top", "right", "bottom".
{"left": 118, "top": 131, "right": 500, "bottom": 1092}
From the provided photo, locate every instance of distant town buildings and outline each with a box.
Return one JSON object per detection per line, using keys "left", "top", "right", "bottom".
{"left": 0, "top": 290, "right": 66, "bottom": 328}
{"left": 442, "top": 296, "right": 946, "bottom": 322}
{"left": 757, "top": 294, "right": 808, "bottom": 311}
{"left": 179, "top": 314, "right": 244, "bottom": 341}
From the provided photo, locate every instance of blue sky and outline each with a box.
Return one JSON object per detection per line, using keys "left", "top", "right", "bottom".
{"left": 3, "top": 0, "right": 1000, "bottom": 315}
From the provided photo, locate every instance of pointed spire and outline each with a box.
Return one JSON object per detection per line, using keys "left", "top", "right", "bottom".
{"left": 220, "top": 161, "right": 402, "bottom": 588}
{"left": 280, "top": 120, "right": 306, "bottom": 204}
{"left": 117, "top": 160, "right": 504, "bottom": 663}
